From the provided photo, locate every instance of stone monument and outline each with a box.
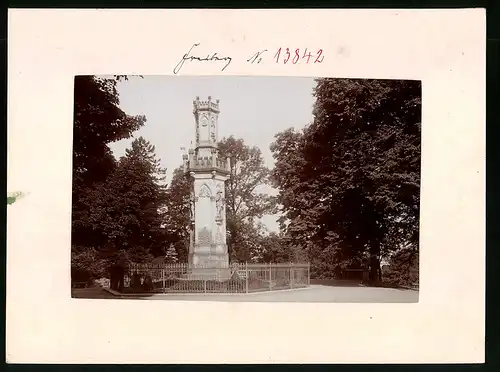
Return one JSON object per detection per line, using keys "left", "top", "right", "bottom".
{"left": 182, "top": 96, "right": 231, "bottom": 277}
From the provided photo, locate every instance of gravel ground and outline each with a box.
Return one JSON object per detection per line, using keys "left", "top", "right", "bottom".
{"left": 73, "top": 284, "right": 418, "bottom": 303}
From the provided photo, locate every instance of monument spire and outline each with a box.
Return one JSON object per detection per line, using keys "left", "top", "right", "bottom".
{"left": 193, "top": 95, "right": 221, "bottom": 152}
{"left": 184, "top": 96, "right": 230, "bottom": 275}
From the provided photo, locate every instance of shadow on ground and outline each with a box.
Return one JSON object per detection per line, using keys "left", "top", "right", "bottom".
{"left": 71, "top": 286, "right": 153, "bottom": 299}
{"left": 310, "top": 279, "right": 418, "bottom": 291}
{"left": 310, "top": 279, "right": 364, "bottom": 287}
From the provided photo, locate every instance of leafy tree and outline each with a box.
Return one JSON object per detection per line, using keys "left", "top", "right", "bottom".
{"left": 218, "top": 136, "right": 278, "bottom": 262}
{"left": 162, "top": 166, "right": 192, "bottom": 262}
{"left": 72, "top": 75, "right": 146, "bottom": 251}
{"left": 73, "top": 136, "right": 168, "bottom": 281}
{"left": 269, "top": 128, "right": 311, "bottom": 237}
{"left": 71, "top": 246, "right": 107, "bottom": 282}
{"left": 271, "top": 78, "right": 421, "bottom": 283}
{"left": 71, "top": 75, "right": 146, "bottom": 280}
{"left": 72, "top": 76, "right": 145, "bottom": 187}
{"left": 256, "top": 232, "right": 292, "bottom": 263}
{"left": 384, "top": 245, "right": 419, "bottom": 287}
{"left": 97, "top": 136, "right": 168, "bottom": 263}
{"left": 228, "top": 219, "right": 270, "bottom": 263}
{"left": 165, "top": 243, "right": 179, "bottom": 263}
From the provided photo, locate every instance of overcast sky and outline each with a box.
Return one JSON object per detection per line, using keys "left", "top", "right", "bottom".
{"left": 109, "top": 75, "right": 317, "bottom": 232}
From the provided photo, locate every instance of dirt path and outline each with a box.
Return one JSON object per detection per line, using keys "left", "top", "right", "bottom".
{"left": 72, "top": 285, "right": 418, "bottom": 303}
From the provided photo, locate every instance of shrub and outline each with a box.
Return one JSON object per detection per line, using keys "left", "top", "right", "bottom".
{"left": 94, "top": 278, "right": 110, "bottom": 288}
{"left": 383, "top": 248, "right": 419, "bottom": 287}
{"left": 143, "top": 275, "right": 154, "bottom": 291}
{"left": 130, "top": 273, "right": 142, "bottom": 291}
{"left": 71, "top": 246, "right": 107, "bottom": 283}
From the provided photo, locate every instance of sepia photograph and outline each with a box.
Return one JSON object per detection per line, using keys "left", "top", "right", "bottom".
{"left": 7, "top": 8, "right": 485, "bottom": 364}
{"left": 71, "top": 75, "right": 421, "bottom": 303}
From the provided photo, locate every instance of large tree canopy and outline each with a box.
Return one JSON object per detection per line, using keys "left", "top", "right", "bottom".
{"left": 73, "top": 136, "right": 168, "bottom": 275}
{"left": 71, "top": 76, "right": 149, "bottom": 280}
{"left": 162, "top": 166, "right": 193, "bottom": 262}
{"left": 72, "top": 76, "right": 146, "bottom": 249}
{"left": 108, "top": 136, "right": 168, "bottom": 260}
{"left": 218, "top": 136, "right": 278, "bottom": 262}
{"left": 72, "top": 76, "right": 145, "bottom": 186}
{"left": 271, "top": 78, "right": 421, "bottom": 282}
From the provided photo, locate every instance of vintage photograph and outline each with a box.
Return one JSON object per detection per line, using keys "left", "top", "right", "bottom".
{"left": 71, "top": 75, "right": 421, "bottom": 302}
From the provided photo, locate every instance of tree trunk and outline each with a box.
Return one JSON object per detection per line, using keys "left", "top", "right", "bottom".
{"left": 117, "top": 264, "right": 125, "bottom": 292}
{"left": 369, "top": 240, "right": 381, "bottom": 283}
{"left": 109, "top": 264, "right": 118, "bottom": 290}
{"left": 369, "top": 255, "right": 380, "bottom": 283}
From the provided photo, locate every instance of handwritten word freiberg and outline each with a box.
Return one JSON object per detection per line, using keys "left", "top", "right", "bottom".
{"left": 173, "top": 43, "right": 232, "bottom": 74}
{"left": 247, "top": 48, "right": 324, "bottom": 65}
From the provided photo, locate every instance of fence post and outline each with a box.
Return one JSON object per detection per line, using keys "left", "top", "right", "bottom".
{"left": 290, "top": 263, "right": 294, "bottom": 289}
{"left": 204, "top": 279, "right": 207, "bottom": 293}
{"left": 162, "top": 268, "right": 166, "bottom": 293}
{"left": 269, "top": 264, "right": 272, "bottom": 291}
{"left": 245, "top": 262, "right": 249, "bottom": 293}
{"left": 307, "top": 263, "right": 311, "bottom": 286}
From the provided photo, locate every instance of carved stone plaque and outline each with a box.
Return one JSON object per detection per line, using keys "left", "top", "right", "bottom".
{"left": 197, "top": 227, "right": 211, "bottom": 245}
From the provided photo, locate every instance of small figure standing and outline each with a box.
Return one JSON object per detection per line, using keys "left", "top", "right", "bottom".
{"left": 215, "top": 191, "right": 224, "bottom": 219}
{"left": 190, "top": 191, "right": 195, "bottom": 220}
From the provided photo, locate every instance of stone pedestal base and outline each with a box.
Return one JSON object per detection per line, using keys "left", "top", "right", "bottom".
{"left": 186, "top": 245, "right": 230, "bottom": 280}
{"left": 189, "top": 244, "right": 229, "bottom": 267}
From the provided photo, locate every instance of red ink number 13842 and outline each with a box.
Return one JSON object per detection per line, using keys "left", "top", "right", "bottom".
{"left": 274, "top": 48, "right": 324, "bottom": 64}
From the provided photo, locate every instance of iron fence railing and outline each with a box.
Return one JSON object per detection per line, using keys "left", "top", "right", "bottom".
{"left": 121, "top": 262, "right": 310, "bottom": 294}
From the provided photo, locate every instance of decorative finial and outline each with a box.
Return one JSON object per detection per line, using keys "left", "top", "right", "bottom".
{"left": 208, "top": 96, "right": 212, "bottom": 101}
{"left": 216, "top": 99, "right": 220, "bottom": 104}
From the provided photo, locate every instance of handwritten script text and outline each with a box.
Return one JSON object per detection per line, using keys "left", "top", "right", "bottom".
{"left": 173, "top": 43, "right": 232, "bottom": 74}
{"left": 247, "top": 48, "right": 324, "bottom": 65}
{"left": 173, "top": 44, "right": 325, "bottom": 73}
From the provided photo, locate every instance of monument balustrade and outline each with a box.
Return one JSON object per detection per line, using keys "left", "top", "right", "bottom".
{"left": 190, "top": 157, "right": 229, "bottom": 173}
